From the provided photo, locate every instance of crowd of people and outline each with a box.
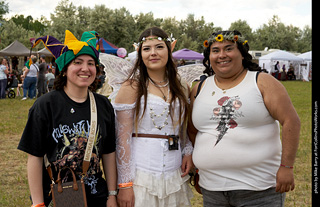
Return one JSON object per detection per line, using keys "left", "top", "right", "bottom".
{"left": 0, "top": 54, "right": 107, "bottom": 100}
{"left": 15, "top": 27, "right": 300, "bottom": 207}
{"left": 0, "top": 55, "right": 56, "bottom": 100}
{"left": 272, "top": 61, "right": 296, "bottom": 81}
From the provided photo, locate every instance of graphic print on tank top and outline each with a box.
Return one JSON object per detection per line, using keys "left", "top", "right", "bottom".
{"left": 210, "top": 95, "right": 244, "bottom": 146}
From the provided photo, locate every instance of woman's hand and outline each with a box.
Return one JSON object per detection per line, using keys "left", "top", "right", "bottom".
{"left": 181, "top": 154, "right": 193, "bottom": 177}
{"left": 117, "top": 188, "right": 135, "bottom": 207}
{"left": 107, "top": 195, "right": 118, "bottom": 207}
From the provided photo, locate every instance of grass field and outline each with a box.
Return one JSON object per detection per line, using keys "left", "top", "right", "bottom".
{"left": 0, "top": 80, "right": 312, "bottom": 206}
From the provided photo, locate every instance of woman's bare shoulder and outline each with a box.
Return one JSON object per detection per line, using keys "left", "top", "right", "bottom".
{"left": 114, "top": 80, "right": 139, "bottom": 104}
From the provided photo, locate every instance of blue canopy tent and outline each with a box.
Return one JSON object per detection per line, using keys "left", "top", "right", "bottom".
{"left": 97, "top": 38, "right": 118, "bottom": 54}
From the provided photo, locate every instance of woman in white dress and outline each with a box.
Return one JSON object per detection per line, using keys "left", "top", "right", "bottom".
{"left": 113, "top": 27, "right": 194, "bottom": 207}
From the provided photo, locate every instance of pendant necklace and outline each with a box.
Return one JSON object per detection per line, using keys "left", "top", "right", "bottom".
{"left": 148, "top": 78, "right": 170, "bottom": 101}
{"left": 215, "top": 69, "right": 246, "bottom": 94}
{"left": 149, "top": 77, "right": 169, "bottom": 88}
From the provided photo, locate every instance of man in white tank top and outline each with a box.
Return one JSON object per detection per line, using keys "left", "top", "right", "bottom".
{"left": 189, "top": 31, "right": 300, "bottom": 207}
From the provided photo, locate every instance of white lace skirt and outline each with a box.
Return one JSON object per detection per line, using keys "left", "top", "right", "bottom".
{"left": 133, "top": 168, "right": 193, "bottom": 207}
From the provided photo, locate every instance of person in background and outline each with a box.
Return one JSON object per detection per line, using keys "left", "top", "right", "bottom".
{"left": 281, "top": 64, "right": 287, "bottom": 81}
{"left": 96, "top": 64, "right": 106, "bottom": 90}
{"left": 287, "top": 65, "right": 296, "bottom": 80}
{"left": 12, "top": 56, "right": 19, "bottom": 71}
{"left": 37, "top": 55, "right": 47, "bottom": 97}
{"left": 45, "top": 68, "right": 55, "bottom": 81}
{"left": 45, "top": 68, "right": 55, "bottom": 92}
{"left": 274, "top": 61, "right": 280, "bottom": 80}
{"left": 0, "top": 58, "right": 11, "bottom": 99}
{"left": 114, "top": 26, "right": 193, "bottom": 207}
{"left": 18, "top": 30, "right": 117, "bottom": 207}
{"left": 189, "top": 30, "right": 300, "bottom": 207}
{"left": 22, "top": 56, "right": 38, "bottom": 100}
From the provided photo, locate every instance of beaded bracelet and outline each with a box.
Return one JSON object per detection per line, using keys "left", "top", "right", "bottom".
{"left": 119, "top": 186, "right": 133, "bottom": 190}
{"left": 118, "top": 182, "right": 133, "bottom": 188}
{"left": 280, "top": 164, "right": 293, "bottom": 169}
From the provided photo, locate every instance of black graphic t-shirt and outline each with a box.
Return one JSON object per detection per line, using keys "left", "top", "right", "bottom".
{"left": 18, "top": 90, "right": 115, "bottom": 205}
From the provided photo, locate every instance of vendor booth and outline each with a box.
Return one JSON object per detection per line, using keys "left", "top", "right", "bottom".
{"left": 298, "top": 51, "right": 312, "bottom": 81}
{"left": 0, "top": 40, "right": 37, "bottom": 70}
{"left": 259, "top": 50, "right": 303, "bottom": 80}
{"left": 97, "top": 38, "right": 118, "bottom": 54}
{"left": 0, "top": 40, "right": 37, "bottom": 56}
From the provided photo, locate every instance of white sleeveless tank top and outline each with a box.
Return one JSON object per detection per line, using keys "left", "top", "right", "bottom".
{"left": 192, "top": 71, "right": 281, "bottom": 191}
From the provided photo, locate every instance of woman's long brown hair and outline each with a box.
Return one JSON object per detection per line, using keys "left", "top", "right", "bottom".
{"left": 127, "top": 27, "right": 189, "bottom": 134}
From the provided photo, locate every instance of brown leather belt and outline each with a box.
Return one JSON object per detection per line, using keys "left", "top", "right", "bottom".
{"left": 132, "top": 133, "right": 171, "bottom": 139}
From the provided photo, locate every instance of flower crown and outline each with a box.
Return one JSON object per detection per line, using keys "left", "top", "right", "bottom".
{"left": 203, "top": 32, "right": 248, "bottom": 48}
{"left": 134, "top": 34, "right": 176, "bottom": 48}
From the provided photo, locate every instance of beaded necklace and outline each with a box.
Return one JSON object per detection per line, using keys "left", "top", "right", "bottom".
{"left": 147, "top": 79, "right": 170, "bottom": 130}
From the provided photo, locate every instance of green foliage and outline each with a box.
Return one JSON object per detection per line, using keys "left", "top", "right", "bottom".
{"left": 0, "top": 0, "right": 8, "bottom": 20}
{"left": 0, "top": 20, "right": 38, "bottom": 49}
{"left": 0, "top": 1, "right": 311, "bottom": 54}
{"left": 252, "top": 15, "right": 312, "bottom": 52}
{"left": 10, "top": 14, "right": 47, "bottom": 35}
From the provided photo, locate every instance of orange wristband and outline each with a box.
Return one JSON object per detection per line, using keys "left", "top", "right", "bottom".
{"left": 118, "top": 182, "right": 133, "bottom": 188}
{"left": 31, "top": 202, "right": 45, "bottom": 207}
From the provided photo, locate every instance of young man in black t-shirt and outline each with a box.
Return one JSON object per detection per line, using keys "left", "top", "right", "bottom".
{"left": 18, "top": 30, "right": 117, "bottom": 207}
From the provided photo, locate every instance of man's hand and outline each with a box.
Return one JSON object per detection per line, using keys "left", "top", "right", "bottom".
{"left": 276, "top": 166, "right": 295, "bottom": 193}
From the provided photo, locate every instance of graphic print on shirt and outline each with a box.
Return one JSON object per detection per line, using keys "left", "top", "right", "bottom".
{"left": 210, "top": 96, "right": 244, "bottom": 146}
{"left": 52, "top": 121, "right": 102, "bottom": 194}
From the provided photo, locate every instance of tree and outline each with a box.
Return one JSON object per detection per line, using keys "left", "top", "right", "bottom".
{"left": 11, "top": 14, "right": 47, "bottom": 35}
{"left": 48, "top": 0, "right": 78, "bottom": 41}
{"left": 297, "top": 25, "right": 312, "bottom": 53}
{"left": 134, "top": 12, "right": 162, "bottom": 35}
{"left": 178, "top": 14, "right": 216, "bottom": 52}
{"left": 0, "top": 20, "right": 38, "bottom": 49}
{"left": 3, "top": 1, "right": 310, "bottom": 55}
{"left": 229, "top": 20, "right": 256, "bottom": 48}
{"left": 0, "top": 0, "right": 8, "bottom": 21}
{"left": 107, "top": 7, "right": 136, "bottom": 50}
{"left": 89, "top": 4, "right": 114, "bottom": 40}
{"left": 254, "top": 15, "right": 303, "bottom": 52}
{"left": 161, "top": 17, "right": 180, "bottom": 37}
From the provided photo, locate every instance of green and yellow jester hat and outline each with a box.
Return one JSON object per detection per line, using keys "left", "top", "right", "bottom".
{"left": 32, "top": 30, "right": 100, "bottom": 71}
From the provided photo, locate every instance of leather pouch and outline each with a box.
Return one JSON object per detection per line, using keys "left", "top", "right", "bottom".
{"left": 50, "top": 167, "right": 87, "bottom": 207}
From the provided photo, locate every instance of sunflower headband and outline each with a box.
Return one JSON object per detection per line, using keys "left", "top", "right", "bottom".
{"left": 203, "top": 32, "right": 248, "bottom": 48}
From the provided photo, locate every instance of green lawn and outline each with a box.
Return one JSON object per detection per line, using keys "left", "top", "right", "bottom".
{"left": 0, "top": 80, "right": 312, "bottom": 206}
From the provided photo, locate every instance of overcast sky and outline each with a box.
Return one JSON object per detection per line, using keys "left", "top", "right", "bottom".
{"left": 5, "top": 0, "right": 311, "bottom": 30}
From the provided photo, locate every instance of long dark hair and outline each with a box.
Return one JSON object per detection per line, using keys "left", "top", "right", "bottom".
{"left": 127, "top": 26, "right": 189, "bottom": 130}
{"left": 53, "top": 57, "right": 101, "bottom": 92}
{"left": 203, "top": 30, "right": 261, "bottom": 76}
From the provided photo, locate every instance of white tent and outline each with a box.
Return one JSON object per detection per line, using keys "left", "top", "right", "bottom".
{"left": 298, "top": 51, "right": 311, "bottom": 61}
{"left": 298, "top": 51, "right": 312, "bottom": 81}
{"left": 259, "top": 50, "right": 303, "bottom": 79}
